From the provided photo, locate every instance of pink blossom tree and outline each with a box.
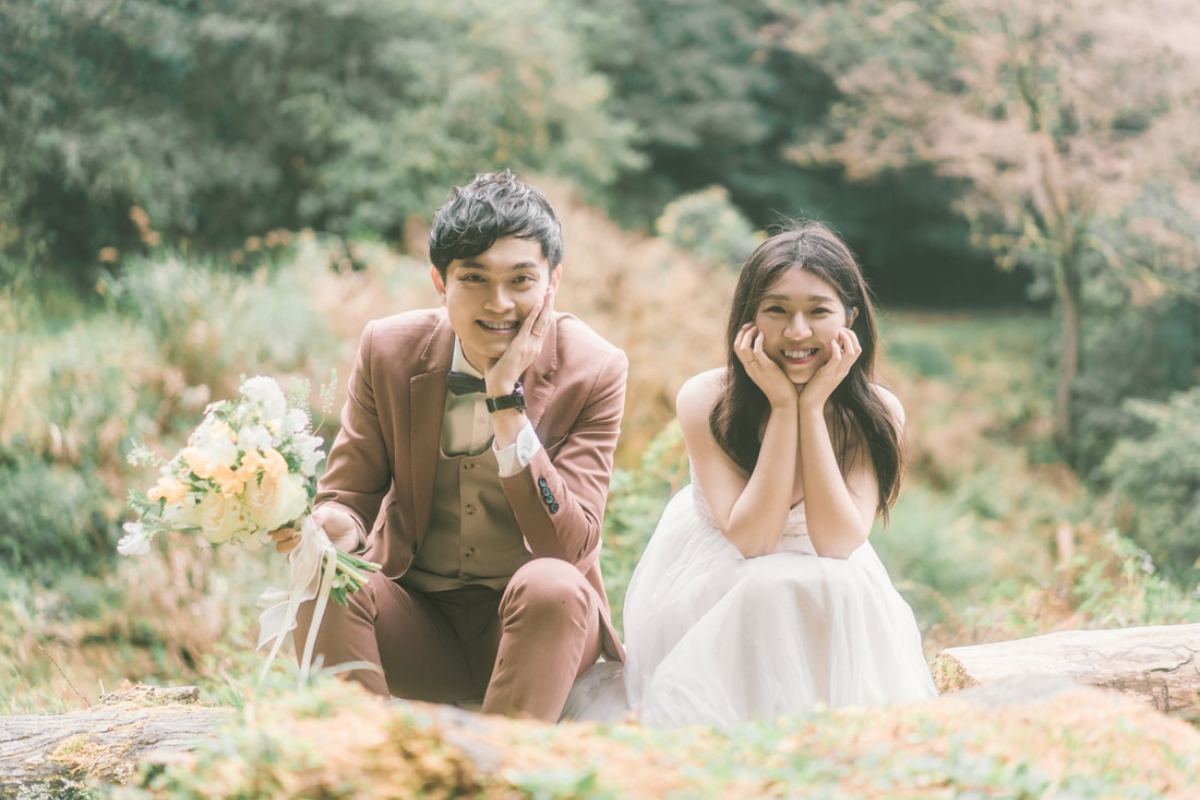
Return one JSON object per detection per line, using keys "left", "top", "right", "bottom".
{"left": 784, "top": 0, "right": 1200, "bottom": 441}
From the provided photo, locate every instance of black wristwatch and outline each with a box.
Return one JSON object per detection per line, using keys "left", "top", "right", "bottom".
{"left": 486, "top": 383, "right": 526, "bottom": 413}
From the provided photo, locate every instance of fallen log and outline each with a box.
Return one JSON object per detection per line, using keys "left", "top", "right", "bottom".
{"left": 930, "top": 622, "right": 1200, "bottom": 718}
{"left": 0, "top": 685, "right": 227, "bottom": 797}
{"left": 0, "top": 684, "right": 503, "bottom": 798}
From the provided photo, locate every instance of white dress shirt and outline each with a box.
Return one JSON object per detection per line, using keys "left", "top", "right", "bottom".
{"left": 441, "top": 338, "right": 541, "bottom": 476}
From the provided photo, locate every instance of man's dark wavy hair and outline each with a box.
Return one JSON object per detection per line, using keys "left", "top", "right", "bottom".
{"left": 429, "top": 169, "right": 563, "bottom": 276}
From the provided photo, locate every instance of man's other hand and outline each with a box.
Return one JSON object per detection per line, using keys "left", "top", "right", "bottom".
{"left": 268, "top": 506, "right": 361, "bottom": 556}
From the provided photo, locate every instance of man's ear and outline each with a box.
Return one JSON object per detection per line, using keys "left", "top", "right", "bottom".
{"left": 430, "top": 265, "right": 448, "bottom": 305}
{"left": 550, "top": 264, "right": 563, "bottom": 290}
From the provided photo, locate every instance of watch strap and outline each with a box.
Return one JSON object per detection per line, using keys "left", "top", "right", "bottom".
{"left": 486, "top": 384, "right": 526, "bottom": 413}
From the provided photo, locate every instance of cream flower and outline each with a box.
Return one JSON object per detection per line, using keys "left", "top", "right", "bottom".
{"left": 243, "top": 470, "right": 309, "bottom": 532}
{"left": 192, "top": 491, "right": 254, "bottom": 545}
{"left": 162, "top": 498, "right": 199, "bottom": 532}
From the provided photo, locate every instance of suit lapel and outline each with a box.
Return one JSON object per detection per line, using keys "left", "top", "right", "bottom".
{"left": 408, "top": 315, "right": 453, "bottom": 541}
{"left": 523, "top": 314, "right": 560, "bottom": 431}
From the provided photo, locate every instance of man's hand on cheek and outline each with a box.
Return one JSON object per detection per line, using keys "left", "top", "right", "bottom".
{"left": 486, "top": 285, "right": 555, "bottom": 397}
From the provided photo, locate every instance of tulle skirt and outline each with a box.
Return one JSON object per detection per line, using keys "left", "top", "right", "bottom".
{"left": 564, "top": 485, "right": 937, "bottom": 728}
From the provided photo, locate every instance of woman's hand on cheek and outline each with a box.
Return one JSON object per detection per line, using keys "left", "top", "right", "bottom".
{"left": 736, "top": 324, "right": 798, "bottom": 410}
{"left": 799, "top": 328, "right": 861, "bottom": 413}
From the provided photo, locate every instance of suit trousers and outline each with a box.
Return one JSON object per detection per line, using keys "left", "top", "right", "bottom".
{"left": 293, "top": 557, "right": 604, "bottom": 722}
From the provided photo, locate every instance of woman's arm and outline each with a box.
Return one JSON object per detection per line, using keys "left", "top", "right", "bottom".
{"left": 796, "top": 401, "right": 879, "bottom": 558}
{"left": 679, "top": 325, "right": 807, "bottom": 557}
{"left": 678, "top": 375, "right": 798, "bottom": 557}
{"left": 797, "top": 329, "right": 900, "bottom": 558}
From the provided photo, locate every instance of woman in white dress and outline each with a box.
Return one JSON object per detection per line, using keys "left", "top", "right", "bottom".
{"left": 587, "top": 223, "right": 936, "bottom": 728}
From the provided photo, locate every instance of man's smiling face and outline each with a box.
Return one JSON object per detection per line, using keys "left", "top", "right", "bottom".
{"left": 431, "top": 236, "right": 561, "bottom": 373}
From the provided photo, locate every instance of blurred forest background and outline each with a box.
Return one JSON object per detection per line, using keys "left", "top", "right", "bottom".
{"left": 2, "top": 0, "right": 1199, "bottom": 714}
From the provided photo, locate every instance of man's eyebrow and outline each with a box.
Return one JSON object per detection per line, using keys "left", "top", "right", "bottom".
{"left": 457, "top": 260, "right": 542, "bottom": 271}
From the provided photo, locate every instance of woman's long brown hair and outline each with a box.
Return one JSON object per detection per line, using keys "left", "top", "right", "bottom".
{"left": 708, "top": 222, "right": 903, "bottom": 523}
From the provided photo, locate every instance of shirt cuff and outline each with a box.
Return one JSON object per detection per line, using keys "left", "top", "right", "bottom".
{"left": 494, "top": 421, "right": 542, "bottom": 477}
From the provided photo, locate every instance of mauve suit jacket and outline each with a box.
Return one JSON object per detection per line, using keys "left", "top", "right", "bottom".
{"left": 315, "top": 307, "right": 628, "bottom": 661}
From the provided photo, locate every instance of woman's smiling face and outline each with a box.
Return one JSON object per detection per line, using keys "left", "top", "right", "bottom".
{"left": 753, "top": 267, "right": 852, "bottom": 385}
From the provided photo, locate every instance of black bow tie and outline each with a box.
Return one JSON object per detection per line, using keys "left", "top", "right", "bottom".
{"left": 446, "top": 371, "right": 487, "bottom": 395}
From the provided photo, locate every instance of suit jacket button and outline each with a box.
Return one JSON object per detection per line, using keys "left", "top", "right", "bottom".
{"left": 549, "top": 502, "right": 559, "bottom": 513}
{"left": 410, "top": 542, "right": 419, "bottom": 555}
{"left": 540, "top": 487, "right": 552, "bottom": 498}
{"left": 537, "top": 477, "right": 548, "bottom": 488}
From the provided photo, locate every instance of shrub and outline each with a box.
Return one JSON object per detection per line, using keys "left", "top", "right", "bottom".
{"left": 112, "top": 255, "right": 336, "bottom": 396}
{"left": 655, "top": 186, "right": 762, "bottom": 270}
{"left": 1071, "top": 294, "right": 1199, "bottom": 475}
{"left": 883, "top": 336, "right": 956, "bottom": 380}
{"left": 600, "top": 421, "right": 689, "bottom": 637}
{"left": 545, "top": 180, "right": 734, "bottom": 459}
{"left": 1101, "top": 387, "right": 1200, "bottom": 584}
{"left": 871, "top": 484, "right": 999, "bottom": 635}
{"left": 1071, "top": 530, "right": 1200, "bottom": 627}
{"left": 0, "top": 453, "right": 119, "bottom": 576}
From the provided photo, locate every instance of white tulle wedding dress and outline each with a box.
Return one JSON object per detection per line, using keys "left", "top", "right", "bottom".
{"left": 562, "top": 474, "right": 937, "bottom": 728}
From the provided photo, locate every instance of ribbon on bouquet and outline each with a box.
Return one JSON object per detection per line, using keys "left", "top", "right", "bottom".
{"left": 256, "top": 515, "right": 339, "bottom": 683}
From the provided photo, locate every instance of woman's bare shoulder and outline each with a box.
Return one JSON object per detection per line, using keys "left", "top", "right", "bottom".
{"left": 872, "top": 383, "right": 905, "bottom": 427}
{"left": 676, "top": 368, "right": 725, "bottom": 424}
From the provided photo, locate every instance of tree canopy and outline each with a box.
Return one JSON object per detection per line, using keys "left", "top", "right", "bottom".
{"left": 0, "top": 0, "right": 638, "bottom": 274}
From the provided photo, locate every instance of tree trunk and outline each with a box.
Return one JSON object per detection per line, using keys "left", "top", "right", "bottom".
{"left": 1054, "top": 249, "right": 1083, "bottom": 443}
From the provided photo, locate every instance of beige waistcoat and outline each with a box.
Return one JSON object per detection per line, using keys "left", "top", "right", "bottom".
{"left": 400, "top": 447, "right": 533, "bottom": 593}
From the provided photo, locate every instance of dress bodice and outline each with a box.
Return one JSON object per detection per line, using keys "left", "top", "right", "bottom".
{"left": 689, "top": 470, "right": 818, "bottom": 556}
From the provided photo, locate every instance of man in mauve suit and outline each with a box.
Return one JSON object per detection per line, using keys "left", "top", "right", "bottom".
{"left": 272, "top": 170, "right": 627, "bottom": 721}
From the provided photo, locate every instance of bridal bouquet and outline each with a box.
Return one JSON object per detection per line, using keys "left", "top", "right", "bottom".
{"left": 121, "top": 375, "right": 379, "bottom": 678}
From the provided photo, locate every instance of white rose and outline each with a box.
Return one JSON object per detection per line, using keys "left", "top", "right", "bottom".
{"left": 243, "top": 471, "right": 309, "bottom": 532}
{"left": 291, "top": 433, "right": 326, "bottom": 477}
{"left": 193, "top": 491, "right": 255, "bottom": 544}
{"left": 284, "top": 408, "right": 309, "bottom": 436}
{"left": 237, "top": 423, "right": 274, "bottom": 454}
{"left": 117, "top": 521, "right": 153, "bottom": 556}
{"left": 241, "top": 376, "right": 288, "bottom": 423}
